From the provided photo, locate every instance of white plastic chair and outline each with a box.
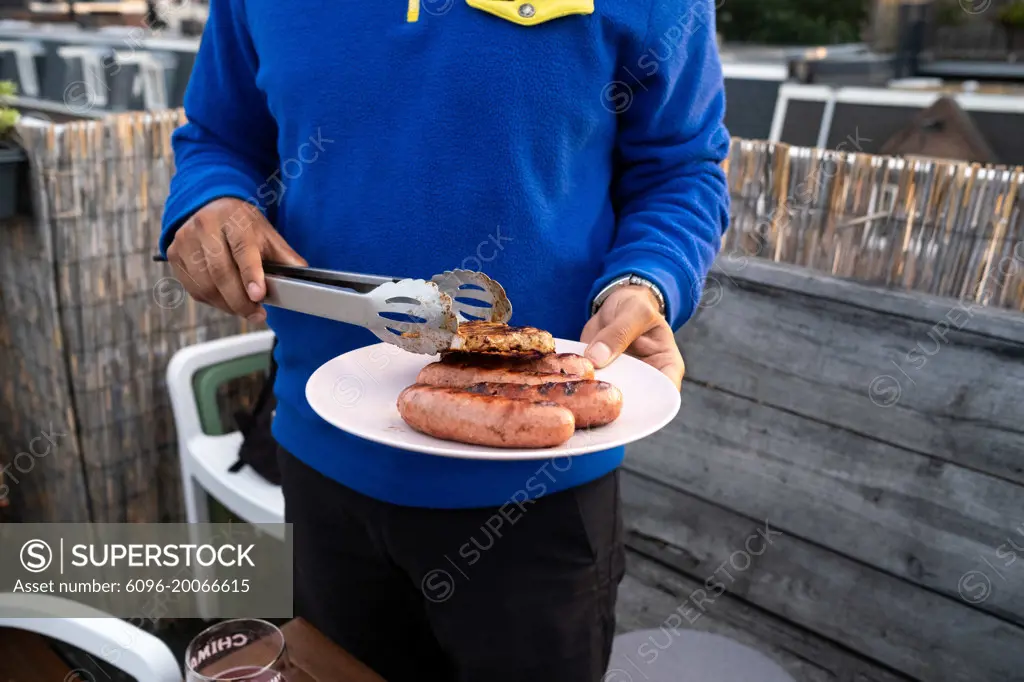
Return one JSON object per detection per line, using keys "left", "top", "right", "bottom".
{"left": 0, "top": 593, "right": 180, "bottom": 682}
{"left": 166, "top": 330, "right": 285, "bottom": 536}
{"left": 607, "top": 629, "right": 795, "bottom": 681}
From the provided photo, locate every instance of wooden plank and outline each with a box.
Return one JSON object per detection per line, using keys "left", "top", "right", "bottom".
{"left": 712, "top": 257, "right": 1024, "bottom": 341}
{"left": 0, "top": 627, "right": 72, "bottom": 681}
{"left": 283, "top": 619, "right": 386, "bottom": 682}
{"left": 618, "top": 551, "right": 913, "bottom": 682}
{"left": 628, "top": 380, "right": 1024, "bottom": 628}
{"left": 209, "top": 619, "right": 385, "bottom": 682}
{"left": 685, "top": 261, "right": 1024, "bottom": 486}
{"left": 619, "top": 470, "right": 1024, "bottom": 682}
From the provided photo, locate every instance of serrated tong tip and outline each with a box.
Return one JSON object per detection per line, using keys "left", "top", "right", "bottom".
{"left": 261, "top": 264, "right": 512, "bottom": 355}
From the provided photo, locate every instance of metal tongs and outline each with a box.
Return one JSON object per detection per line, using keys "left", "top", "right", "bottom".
{"left": 261, "top": 263, "right": 513, "bottom": 354}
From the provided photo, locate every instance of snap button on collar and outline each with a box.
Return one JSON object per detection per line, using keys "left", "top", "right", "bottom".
{"left": 518, "top": 3, "right": 536, "bottom": 18}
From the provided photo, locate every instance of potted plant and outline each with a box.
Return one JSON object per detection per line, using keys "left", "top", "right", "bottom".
{"left": 998, "top": 0, "right": 1024, "bottom": 53}
{"left": 0, "top": 80, "right": 28, "bottom": 220}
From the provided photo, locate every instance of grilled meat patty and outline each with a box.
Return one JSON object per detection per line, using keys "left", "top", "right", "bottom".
{"left": 448, "top": 321, "right": 555, "bottom": 355}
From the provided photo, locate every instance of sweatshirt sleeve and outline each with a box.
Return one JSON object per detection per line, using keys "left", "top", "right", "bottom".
{"left": 589, "top": 0, "right": 730, "bottom": 330}
{"left": 159, "top": 0, "right": 279, "bottom": 256}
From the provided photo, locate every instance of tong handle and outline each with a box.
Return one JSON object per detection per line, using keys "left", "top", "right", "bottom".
{"left": 263, "top": 275, "right": 376, "bottom": 326}
{"left": 262, "top": 263, "right": 399, "bottom": 292}
{"left": 154, "top": 255, "right": 399, "bottom": 294}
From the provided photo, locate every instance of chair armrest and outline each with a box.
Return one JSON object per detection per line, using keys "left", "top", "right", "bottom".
{"left": 0, "top": 594, "right": 181, "bottom": 682}
{"left": 167, "top": 330, "right": 275, "bottom": 442}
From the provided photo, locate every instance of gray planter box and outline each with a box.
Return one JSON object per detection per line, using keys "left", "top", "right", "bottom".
{"left": 0, "top": 142, "right": 27, "bottom": 219}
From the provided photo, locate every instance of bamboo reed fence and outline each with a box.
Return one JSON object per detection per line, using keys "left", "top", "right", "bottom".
{"left": 0, "top": 110, "right": 259, "bottom": 522}
{"left": 723, "top": 139, "right": 1024, "bottom": 312}
{"left": 0, "top": 113, "right": 1021, "bottom": 522}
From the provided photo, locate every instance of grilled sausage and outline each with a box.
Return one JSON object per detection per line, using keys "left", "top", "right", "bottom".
{"left": 440, "top": 352, "right": 596, "bottom": 379}
{"left": 397, "top": 384, "right": 575, "bottom": 448}
{"left": 529, "top": 353, "right": 596, "bottom": 379}
{"left": 464, "top": 380, "right": 623, "bottom": 428}
{"left": 417, "top": 362, "right": 580, "bottom": 388}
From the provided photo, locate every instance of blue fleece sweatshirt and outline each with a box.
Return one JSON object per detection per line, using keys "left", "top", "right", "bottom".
{"left": 161, "top": 0, "right": 730, "bottom": 508}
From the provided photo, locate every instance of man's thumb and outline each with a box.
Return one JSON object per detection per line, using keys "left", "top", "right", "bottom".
{"left": 584, "top": 303, "right": 650, "bottom": 368}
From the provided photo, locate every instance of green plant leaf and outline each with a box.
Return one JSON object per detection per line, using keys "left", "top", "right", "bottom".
{"left": 716, "top": 0, "right": 866, "bottom": 44}
{"left": 998, "top": 0, "right": 1024, "bottom": 26}
{"left": 0, "top": 108, "right": 20, "bottom": 136}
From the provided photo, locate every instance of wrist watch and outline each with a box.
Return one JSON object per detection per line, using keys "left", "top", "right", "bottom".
{"left": 591, "top": 274, "right": 666, "bottom": 317}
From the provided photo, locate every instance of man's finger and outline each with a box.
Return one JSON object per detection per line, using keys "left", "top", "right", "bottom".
{"left": 664, "top": 356, "right": 685, "bottom": 390}
{"left": 584, "top": 299, "right": 657, "bottom": 368}
{"left": 169, "top": 237, "right": 213, "bottom": 300}
{"left": 170, "top": 256, "right": 231, "bottom": 312}
{"left": 202, "top": 233, "right": 261, "bottom": 319}
{"left": 264, "top": 231, "right": 307, "bottom": 267}
{"left": 226, "top": 220, "right": 268, "bottom": 304}
{"left": 672, "top": 364, "right": 684, "bottom": 389}
{"left": 244, "top": 231, "right": 308, "bottom": 303}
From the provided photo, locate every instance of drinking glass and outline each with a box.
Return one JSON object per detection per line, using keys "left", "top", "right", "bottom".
{"left": 185, "top": 618, "right": 291, "bottom": 682}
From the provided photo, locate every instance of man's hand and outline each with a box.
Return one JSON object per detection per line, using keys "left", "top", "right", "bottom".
{"left": 581, "top": 285, "right": 685, "bottom": 390}
{"left": 166, "top": 197, "right": 307, "bottom": 322}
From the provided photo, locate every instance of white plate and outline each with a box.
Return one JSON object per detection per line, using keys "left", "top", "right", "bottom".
{"left": 305, "top": 339, "right": 681, "bottom": 461}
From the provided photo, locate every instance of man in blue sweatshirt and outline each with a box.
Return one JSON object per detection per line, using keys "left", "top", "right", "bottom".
{"left": 161, "top": 0, "right": 729, "bottom": 679}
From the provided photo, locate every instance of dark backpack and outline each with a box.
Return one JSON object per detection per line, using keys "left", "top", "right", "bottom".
{"left": 229, "top": 340, "right": 282, "bottom": 485}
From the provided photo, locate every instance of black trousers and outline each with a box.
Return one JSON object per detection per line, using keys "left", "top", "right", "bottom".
{"left": 279, "top": 447, "right": 625, "bottom": 682}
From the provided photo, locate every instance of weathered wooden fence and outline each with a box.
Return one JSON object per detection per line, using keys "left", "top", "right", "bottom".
{"left": 0, "top": 111, "right": 257, "bottom": 522}
{"left": 619, "top": 257, "right": 1024, "bottom": 682}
